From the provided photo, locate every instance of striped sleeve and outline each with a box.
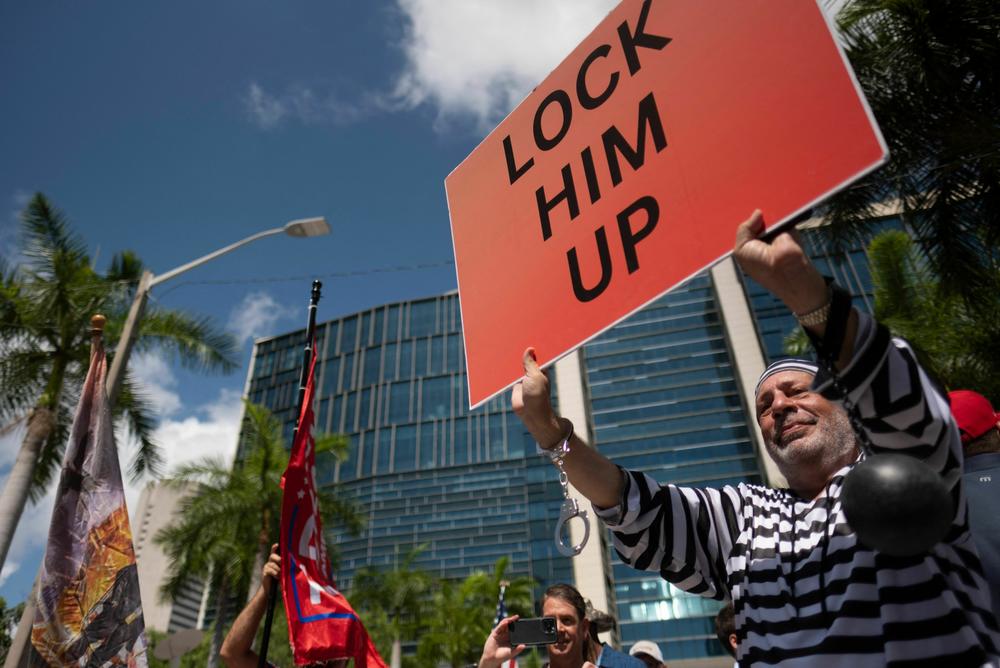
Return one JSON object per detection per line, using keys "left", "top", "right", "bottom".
{"left": 593, "top": 468, "right": 743, "bottom": 600}
{"left": 815, "top": 310, "right": 965, "bottom": 516}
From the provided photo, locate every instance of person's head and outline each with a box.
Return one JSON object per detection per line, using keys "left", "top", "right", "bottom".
{"left": 949, "top": 390, "right": 1000, "bottom": 457}
{"left": 542, "top": 584, "right": 591, "bottom": 667}
{"left": 714, "top": 602, "right": 737, "bottom": 658}
{"left": 754, "top": 359, "right": 859, "bottom": 496}
{"left": 628, "top": 640, "right": 664, "bottom": 668}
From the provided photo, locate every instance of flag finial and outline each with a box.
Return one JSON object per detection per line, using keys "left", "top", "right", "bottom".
{"left": 90, "top": 314, "right": 106, "bottom": 334}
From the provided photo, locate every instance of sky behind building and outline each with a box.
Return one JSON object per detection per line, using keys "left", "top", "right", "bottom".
{"left": 0, "top": 0, "right": 620, "bottom": 600}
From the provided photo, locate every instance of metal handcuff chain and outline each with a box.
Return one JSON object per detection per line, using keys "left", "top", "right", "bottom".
{"left": 544, "top": 418, "right": 591, "bottom": 557}
{"left": 809, "top": 284, "right": 952, "bottom": 556}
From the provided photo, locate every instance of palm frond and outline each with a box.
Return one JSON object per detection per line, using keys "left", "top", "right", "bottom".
{"left": 0, "top": 349, "right": 49, "bottom": 425}
{"left": 19, "top": 194, "right": 89, "bottom": 271}
{"left": 115, "top": 372, "right": 164, "bottom": 481}
{"left": 131, "top": 309, "right": 239, "bottom": 374}
{"left": 314, "top": 432, "right": 350, "bottom": 461}
{"left": 781, "top": 328, "right": 812, "bottom": 357}
{"left": 30, "top": 402, "right": 74, "bottom": 502}
{"left": 825, "top": 0, "right": 1000, "bottom": 295}
{"left": 106, "top": 250, "right": 145, "bottom": 285}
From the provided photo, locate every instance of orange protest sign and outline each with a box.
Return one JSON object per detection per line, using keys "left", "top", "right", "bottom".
{"left": 446, "top": 0, "right": 887, "bottom": 409}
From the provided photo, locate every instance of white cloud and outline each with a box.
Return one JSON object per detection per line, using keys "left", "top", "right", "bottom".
{"left": 122, "top": 387, "right": 245, "bottom": 520}
{"left": 129, "top": 352, "right": 182, "bottom": 418}
{"left": 0, "top": 561, "right": 19, "bottom": 587}
{"left": 243, "top": 82, "right": 365, "bottom": 130}
{"left": 387, "top": 0, "right": 617, "bottom": 130}
{"left": 240, "top": 1, "right": 615, "bottom": 133}
{"left": 228, "top": 291, "right": 297, "bottom": 344}
{"left": 245, "top": 82, "right": 288, "bottom": 129}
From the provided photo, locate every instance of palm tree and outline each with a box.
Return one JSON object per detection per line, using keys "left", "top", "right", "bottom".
{"left": 0, "top": 193, "right": 238, "bottom": 572}
{"left": 0, "top": 595, "right": 25, "bottom": 658}
{"left": 818, "top": 0, "right": 1000, "bottom": 297}
{"left": 156, "top": 400, "right": 364, "bottom": 668}
{"left": 865, "top": 230, "right": 1000, "bottom": 400}
{"left": 350, "top": 544, "right": 434, "bottom": 668}
{"left": 416, "top": 557, "right": 534, "bottom": 668}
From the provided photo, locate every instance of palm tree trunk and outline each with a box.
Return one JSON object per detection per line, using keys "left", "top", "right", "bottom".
{"left": 207, "top": 574, "right": 230, "bottom": 668}
{"left": 0, "top": 405, "right": 55, "bottom": 572}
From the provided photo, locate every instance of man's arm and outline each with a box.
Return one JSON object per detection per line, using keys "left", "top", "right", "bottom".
{"left": 220, "top": 546, "right": 281, "bottom": 668}
{"left": 733, "top": 211, "right": 858, "bottom": 370}
{"left": 736, "top": 211, "right": 962, "bottom": 491}
{"left": 512, "top": 348, "right": 624, "bottom": 509}
{"left": 511, "top": 210, "right": 854, "bottom": 508}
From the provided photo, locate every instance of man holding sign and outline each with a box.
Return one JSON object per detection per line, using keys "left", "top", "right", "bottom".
{"left": 512, "top": 212, "right": 1000, "bottom": 665}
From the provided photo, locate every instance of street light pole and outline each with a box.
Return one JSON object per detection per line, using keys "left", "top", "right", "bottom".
{"left": 106, "top": 217, "right": 328, "bottom": 406}
{"left": 2, "top": 216, "right": 329, "bottom": 668}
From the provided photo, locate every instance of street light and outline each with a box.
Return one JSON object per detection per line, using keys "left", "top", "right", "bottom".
{"left": 106, "top": 217, "right": 329, "bottom": 406}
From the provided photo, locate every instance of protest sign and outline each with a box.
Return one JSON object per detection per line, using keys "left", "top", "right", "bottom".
{"left": 446, "top": 0, "right": 887, "bottom": 408}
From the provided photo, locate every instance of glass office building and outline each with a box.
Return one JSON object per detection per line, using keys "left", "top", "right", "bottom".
{"left": 244, "top": 292, "right": 574, "bottom": 594}
{"left": 240, "top": 222, "right": 889, "bottom": 665}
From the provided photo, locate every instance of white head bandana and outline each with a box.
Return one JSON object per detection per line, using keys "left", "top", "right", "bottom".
{"left": 755, "top": 358, "right": 819, "bottom": 397}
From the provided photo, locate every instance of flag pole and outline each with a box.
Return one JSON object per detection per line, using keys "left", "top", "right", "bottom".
{"left": 258, "top": 281, "right": 322, "bottom": 668}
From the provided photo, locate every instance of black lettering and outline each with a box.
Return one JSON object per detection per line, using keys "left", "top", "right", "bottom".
{"left": 568, "top": 226, "right": 613, "bottom": 302}
{"left": 617, "top": 195, "right": 659, "bottom": 273}
{"left": 503, "top": 134, "right": 534, "bottom": 185}
{"left": 533, "top": 89, "right": 573, "bottom": 151}
{"left": 617, "top": 0, "right": 671, "bottom": 76}
{"left": 602, "top": 92, "right": 667, "bottom": 186}
{"left": 576, "top": 44, "right": 620, "bottom": 110}
{"left": 580, "top": 146, "right": 601, "bottom": 205}
{"left": 536, "top": 164, "right": 580, "bottom": 241}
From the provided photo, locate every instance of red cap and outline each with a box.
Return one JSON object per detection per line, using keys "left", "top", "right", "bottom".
{"left": 948, "top": 390, "right": 1000, "bottom": 444}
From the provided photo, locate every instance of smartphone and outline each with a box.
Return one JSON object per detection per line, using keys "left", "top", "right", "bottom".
{"left": 508, "top": 617, "right": 557, "bottom": 646}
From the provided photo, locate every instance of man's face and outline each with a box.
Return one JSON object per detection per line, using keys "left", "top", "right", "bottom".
{"left": 543, "top": 596, "right": 587, "bottom": 664}
{"left": 755, "top": 370, "right": 856, "bottom": 474}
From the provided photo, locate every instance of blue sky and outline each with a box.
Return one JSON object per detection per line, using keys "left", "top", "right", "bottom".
{"left": 0, "top": 0, "right": 622, "bottom": 601}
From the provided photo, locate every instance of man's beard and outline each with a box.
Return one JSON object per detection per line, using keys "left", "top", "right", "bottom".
{"left": 769, "top": 407, "right": 858, "bottom": 474}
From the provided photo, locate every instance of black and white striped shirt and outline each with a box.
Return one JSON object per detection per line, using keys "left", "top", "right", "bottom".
{"left": 595, "top": 312, "right": 1000, "bottom": 666}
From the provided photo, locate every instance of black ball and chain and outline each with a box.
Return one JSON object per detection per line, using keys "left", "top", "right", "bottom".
{"left": 831, "top": 369, "right": 953, "bottom": 556}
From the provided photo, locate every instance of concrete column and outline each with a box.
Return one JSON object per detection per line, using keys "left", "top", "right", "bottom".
{"left": 710, "top": 257, "right": 787, "bottom": 489}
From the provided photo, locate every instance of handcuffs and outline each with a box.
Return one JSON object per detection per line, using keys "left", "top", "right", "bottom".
{"left": 541, "top": 418, "right": 591, "bottom": 557}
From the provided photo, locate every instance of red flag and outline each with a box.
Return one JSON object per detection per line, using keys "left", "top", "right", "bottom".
{"left": 280, "top": 347, "right": 386, "bottom": 667}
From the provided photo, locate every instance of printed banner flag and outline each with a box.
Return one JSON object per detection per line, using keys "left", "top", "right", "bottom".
{"left": 280, "top": 346, "right": 386, "bottom": 667}
{"left": 446, "top": 0, "right": 888, "bottom": 407}
{"left": 30, "top": 328, "right": 147, "bottom": 666}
